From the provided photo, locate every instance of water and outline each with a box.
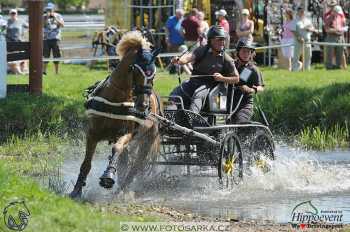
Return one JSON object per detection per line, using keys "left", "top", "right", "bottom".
{"left": 61, "top": 142, "right": 350, "bottom": 223}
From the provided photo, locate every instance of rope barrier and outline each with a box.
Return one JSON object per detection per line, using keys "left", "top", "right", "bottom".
{"left": 128, "top": 4, "right": 173, "bottom": 9}
{"left": 42, "top": 41, "right": 350, "bottom": 63}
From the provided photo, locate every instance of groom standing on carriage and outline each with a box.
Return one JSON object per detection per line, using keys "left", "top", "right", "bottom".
{"left": 170, "top": 26, "right": 240, "bottom": 113}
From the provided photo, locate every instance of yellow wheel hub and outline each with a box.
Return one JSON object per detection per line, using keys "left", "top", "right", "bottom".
{"left": 255, "top": 159, "right": 268, "bottom": 172}
{"left": 223, "top": 155, "right": 235, "bottom": 174}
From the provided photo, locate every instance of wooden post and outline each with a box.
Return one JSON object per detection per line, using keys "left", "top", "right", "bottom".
{"left": 28, "top": 0, "right": 43, "bottom": 95}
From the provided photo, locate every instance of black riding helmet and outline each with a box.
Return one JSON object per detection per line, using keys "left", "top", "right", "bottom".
{"left": 207, "top": 25, "right": 226, "bottom": 40}
{"left": 235, "top": 39, "right": 255, "bottom": 52}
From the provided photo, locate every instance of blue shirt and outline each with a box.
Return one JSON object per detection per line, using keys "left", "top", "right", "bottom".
{"left": 166, "top": 16, "right": 184, "bottom": 45}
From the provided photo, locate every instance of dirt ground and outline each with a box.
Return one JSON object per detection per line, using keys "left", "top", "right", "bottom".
{"left": 96, "top": 203, "right": 349, "bottom": 232}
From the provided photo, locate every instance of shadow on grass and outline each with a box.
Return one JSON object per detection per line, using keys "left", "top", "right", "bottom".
{"left": 0, "top": 92, "right": 86, "bottom": 143}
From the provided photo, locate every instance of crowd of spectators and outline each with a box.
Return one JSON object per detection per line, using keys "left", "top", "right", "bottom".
{"left": 279, "top": 0, "right": 348, "bottom": 71}
{"left": 1, "top": 0, "right": 348, "bottom": 75}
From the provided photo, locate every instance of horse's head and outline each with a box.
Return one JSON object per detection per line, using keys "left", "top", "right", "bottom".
{"left": 129, "top": 47, "right": 160, "bottom": 114}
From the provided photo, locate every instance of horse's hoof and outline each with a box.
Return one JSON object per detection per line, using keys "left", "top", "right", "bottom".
{"left": 99, "top": 170, "right": 115, "bottom": 189}
{"left": 69, "top": 189, "right": 82, "bottom": 199}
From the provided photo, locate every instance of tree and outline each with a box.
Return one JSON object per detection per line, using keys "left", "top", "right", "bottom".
{"left": 0, "top": 0, "right": 22, "bottom": 9}
{"left": 51, "top": 0, "right": 90, "bottom": 11}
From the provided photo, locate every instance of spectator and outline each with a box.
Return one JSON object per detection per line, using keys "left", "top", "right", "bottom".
{"left": 333, "top": 5, "right": 348, "bottom": 69}
{"left": 215, "top": 9, "right": 230, "bottom": 48}
{"left": 181, "top": 8, "right": 201, "bottom": 49}
{"left": 291, "top": 7, "right": 314, "bottom": 71}
{"left": 197, "top": 11, "right": 209, "bottom": 46}
{"left": 281, "top": 8, "right": 295, "bottom": 71}
{"left": 6, "top": 9, "right": 28, "bottom": 75}
{"left": 43, "top": 2, "right": 64, "bottom": 75}
{"left": 324, "top": 1, "right": 346, "bottom": 69}
{"left": 236, "top": 8, "right": 254, "bottom": 44}
{"left": 165, "top": 9, "right": 184, "bottom": 52}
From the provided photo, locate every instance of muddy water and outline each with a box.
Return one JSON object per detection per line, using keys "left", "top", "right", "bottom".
{"left": 61, "top": 143, "right": 350, "bottom": 223}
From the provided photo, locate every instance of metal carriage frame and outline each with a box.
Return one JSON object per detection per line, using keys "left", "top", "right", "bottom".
{"left": 153, "top": 93, "right": 276, "bottom": 187}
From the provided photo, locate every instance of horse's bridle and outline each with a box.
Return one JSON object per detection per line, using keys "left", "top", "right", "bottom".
{"left": 129, "top": 50, "right": 157, "bottom": 117}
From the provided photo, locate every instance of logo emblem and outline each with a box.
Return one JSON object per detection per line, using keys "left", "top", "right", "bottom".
{"left": 3, "top": 200, "right": 30, "bottom": 231}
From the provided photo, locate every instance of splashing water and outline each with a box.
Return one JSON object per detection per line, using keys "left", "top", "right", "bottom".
{"left": 61, "top": 141, "right": 350, "bottom": 223}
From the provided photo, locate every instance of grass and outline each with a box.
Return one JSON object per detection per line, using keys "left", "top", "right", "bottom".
{"left": 258, "top": 67, "right": 350, "bottom": 149}
{"left": 0, "top": 63, "right": 349, "bottom": 230}
{"left": 3, "top": 64, "right": 350, "bottom": 150}
{"left": 0, "top": 163, "right": 155, "bottom": 232}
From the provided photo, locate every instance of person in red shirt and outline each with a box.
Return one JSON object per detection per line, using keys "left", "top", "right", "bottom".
{"left": 181, "top": 8, "right": 201, "bottom": 48}
{"left": 324, "top": 0, "right": 346, "bottom": 69}
{"left": 215, "top": 9, "right": 230, "bottom": 48}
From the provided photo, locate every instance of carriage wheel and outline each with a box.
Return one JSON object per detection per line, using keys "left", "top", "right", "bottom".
{"left": 250, "top": 130, "right": 275, "bottom": 173}
{"left": 218, "top": 132, "right": 243, "bottom": 188}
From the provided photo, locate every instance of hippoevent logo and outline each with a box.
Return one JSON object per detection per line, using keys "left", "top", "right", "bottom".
{"left": 290, "top": 200, "right": 343, "bottom": 230}
{"left": 3, "top": 200, "right": 31, "bottom": 231}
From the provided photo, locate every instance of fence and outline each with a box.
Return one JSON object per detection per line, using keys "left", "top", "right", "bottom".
{"left": 43, "top": 41, "right": 350, "bottom": 70}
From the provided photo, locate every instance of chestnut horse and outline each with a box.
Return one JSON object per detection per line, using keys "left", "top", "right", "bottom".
{"left": 70, "top": 31, "right": 161, "bottom": 198}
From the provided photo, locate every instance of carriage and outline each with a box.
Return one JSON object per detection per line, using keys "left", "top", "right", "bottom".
{"left": 153, "top": 83, "right": 275, "bottom": 188}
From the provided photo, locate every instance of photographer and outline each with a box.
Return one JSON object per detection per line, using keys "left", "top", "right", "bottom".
{"left": 43, "top": 3, "right": 64, "bottom": 75}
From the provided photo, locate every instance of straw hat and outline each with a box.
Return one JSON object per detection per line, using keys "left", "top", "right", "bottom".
{"left": 327, "top": 0, "right": 337, "bottom": 7}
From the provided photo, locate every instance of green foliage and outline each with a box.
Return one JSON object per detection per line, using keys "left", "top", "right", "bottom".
{"left": 0, "top": 163, "right": 153, "bottom": 232}
{"left": 257, "top": 67, "right": 350, "bottom": 149}
{"left": 3, "top": 64, "right": 102, "bottom": 142}
{"left": 259, "top": 68, "right": 350, "bottom": 130}
{"left": 3, "top": 65, "right": 350, "bottom": 150}
{"left": 0, "top": 133, "right": 63, "bottom": 177}
{"left": 299, "top": 124, "right": 349, "bottom": 151}
{"left": 51, "top": 0, "right": 90, "bottom": 11}
{"left": 0, "top": 0, "right": 21, "bottom": 8}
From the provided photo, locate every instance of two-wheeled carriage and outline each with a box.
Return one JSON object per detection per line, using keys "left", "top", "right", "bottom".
{"left": 152, "top": 83, "right": 275, "bottom": 187}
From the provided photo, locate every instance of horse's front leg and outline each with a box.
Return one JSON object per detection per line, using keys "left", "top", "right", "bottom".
{"left": 99, "top": 133, "right": 133, "bottom": 189}
{"left": 70, "top": 134, "right": 98, "bottom": 199}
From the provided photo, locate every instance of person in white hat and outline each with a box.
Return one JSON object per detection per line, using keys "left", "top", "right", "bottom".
{"left": 6, "top": 9, "right": 28, "bottom": 42}
{"left": 215, "top": 9, "right": 230, "bottom": 48}
{"left": 236, "top": 8, "right": 254, "bottom": 43}
{"left": 6, "top": 9, "right": 29, "bottom": 75}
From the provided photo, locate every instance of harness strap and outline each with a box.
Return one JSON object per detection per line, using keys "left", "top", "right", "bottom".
{"left": 133, "top": 85, "right": 153, "bottom": 95}
{"left": 85, "top": 97, "right": 148, "bottom": 124}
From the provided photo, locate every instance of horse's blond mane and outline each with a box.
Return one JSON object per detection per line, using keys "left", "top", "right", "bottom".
{"left": 117, "top": 31, "right": 151, "bottom": 57}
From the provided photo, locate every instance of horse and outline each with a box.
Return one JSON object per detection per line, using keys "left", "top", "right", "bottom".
{"left": 91, "top": 26, "right": 123, "bottom": 71}
{"left": 70, "top": 31, "right": 161, "bottom": 199}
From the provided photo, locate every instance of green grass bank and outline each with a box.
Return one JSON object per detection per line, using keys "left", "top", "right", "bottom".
{"left": 0, "top": 63, "right": 349, "bottom": 231}
{"left": 2, "top": 64, "right": 349, "bottom": 149}
{"left": 0, "top": 162, "right": 155, "bottom": 232}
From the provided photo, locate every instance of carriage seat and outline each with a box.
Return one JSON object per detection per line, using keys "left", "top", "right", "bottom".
{"left": 162, "top": 96, "right": 210, "bottom": 128}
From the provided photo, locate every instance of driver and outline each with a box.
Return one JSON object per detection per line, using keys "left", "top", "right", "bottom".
{"left": 229, "top": 40, "right": 264, "bottom": 123}
{"left": 170, "top": 26, "right": 239, "bottom": 113}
